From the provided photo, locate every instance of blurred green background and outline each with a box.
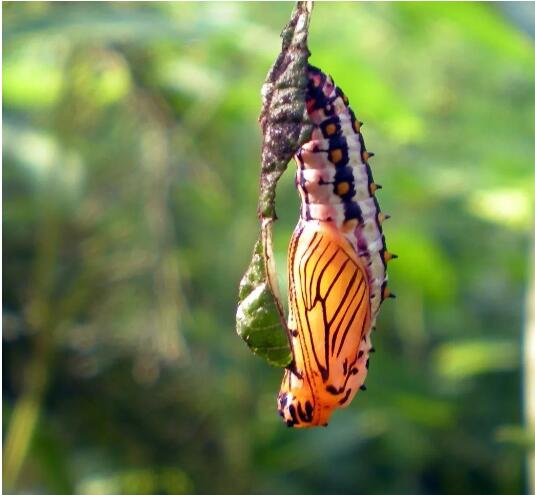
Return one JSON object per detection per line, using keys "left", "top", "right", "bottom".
{"left": 3, "top": 2, "right": 535, "bottom": 494}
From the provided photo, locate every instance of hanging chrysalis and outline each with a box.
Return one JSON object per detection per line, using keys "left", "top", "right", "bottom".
{"left": 277, "top": 65, "right": 396, "bottom": 427}
{"left": 237, "top": 1, "right": 395, "bottom": 428}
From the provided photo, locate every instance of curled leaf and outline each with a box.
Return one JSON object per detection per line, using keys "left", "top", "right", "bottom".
{"left": 237, "top": 1, "right": 313, "bottom": 367}
{"left": 258, "top": 0, "right": 314, "bottom": 220}
{"left": 237, "top": 220, "right": 291, "bottom": 367}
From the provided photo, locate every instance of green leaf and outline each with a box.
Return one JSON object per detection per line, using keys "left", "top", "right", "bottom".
{"left": 433, "top": 339, "right": 519, "bottom": 379}
{"left": 236, "top": 221, "right": 291, "bottom": 367}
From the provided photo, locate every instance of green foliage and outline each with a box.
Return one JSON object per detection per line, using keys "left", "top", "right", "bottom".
{"left": 236, "top": 234, "right": 291, "bottom": 367}
{"left": 3, "top": 2, "right": 535, "bottom": 495}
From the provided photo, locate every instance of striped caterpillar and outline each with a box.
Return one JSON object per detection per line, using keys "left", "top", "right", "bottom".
{"left": 277, "top": 65, "right": 395, "bottom": 427}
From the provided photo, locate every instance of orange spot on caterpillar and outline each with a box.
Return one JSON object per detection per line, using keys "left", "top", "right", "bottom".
{"left": 329, "top": 148, "right": 343, "bottom": 165}
{"left": 325, "top": 123, "right": 337, "bottom": 136}
{"left": 336, "top": 182, "right": 350, "bottom": 196}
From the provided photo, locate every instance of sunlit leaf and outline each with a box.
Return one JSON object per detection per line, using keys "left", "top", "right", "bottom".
{"left": 434, "top": 339, "right": 518, "bottom": 379}
{"left": 467, "top": 188, "right": 533, "bottom": 230}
